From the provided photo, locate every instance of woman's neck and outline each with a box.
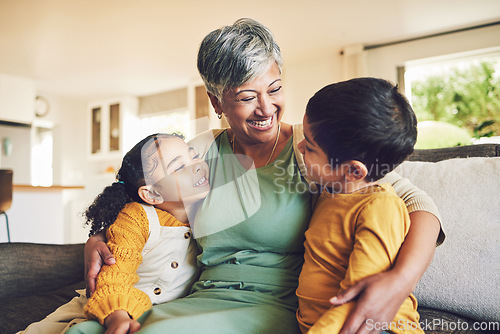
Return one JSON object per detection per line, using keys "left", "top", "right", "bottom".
{"left": 229, "top": 123, "right": 292, "bottom": 168}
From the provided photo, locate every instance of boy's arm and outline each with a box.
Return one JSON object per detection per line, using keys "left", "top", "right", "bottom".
{"left": 85, "top": 204, "right": 152, "bottom": 325}
{"left": 312, "top": 195, "right": 410, "bottom": 334}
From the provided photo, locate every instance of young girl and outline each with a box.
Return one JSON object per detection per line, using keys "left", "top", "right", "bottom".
{"left": 22, "top": 133, "right": 210, "bottom": 334}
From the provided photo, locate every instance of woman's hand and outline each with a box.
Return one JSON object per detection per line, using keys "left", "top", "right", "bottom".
{"left": 84, "top": 231, "right": 116, "bottom": 297}
{"left": 104, "top": 310, "right": 141, "bottom": 334}
{"left": 330, "top": 270, "right": 410, "bottom": 334}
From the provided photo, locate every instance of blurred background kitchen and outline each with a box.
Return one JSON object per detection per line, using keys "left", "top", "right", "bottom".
{"left": 0, "top": 0, "right": 499, "bottom": 244}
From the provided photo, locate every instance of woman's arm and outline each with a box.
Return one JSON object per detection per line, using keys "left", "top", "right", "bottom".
{"left": 84, "top": 231, "right": 115, "bottom": 298}
{"left": 330, "top": 211, "right": 440, "bottom": 334}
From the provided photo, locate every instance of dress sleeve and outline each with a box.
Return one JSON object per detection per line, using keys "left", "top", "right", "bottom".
{"left": 380, "top": 171, "right": 445, "bottom": 245}
{"left": 308, "top": 196, "right": 409, "bottom": 334}
{"left": 84, "top": 204, "right": 152, "bottom": 324}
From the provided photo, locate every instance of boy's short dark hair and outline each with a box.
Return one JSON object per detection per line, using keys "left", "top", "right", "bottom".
{"left": 306, "top": 77, "right": 417, "bottom": 181}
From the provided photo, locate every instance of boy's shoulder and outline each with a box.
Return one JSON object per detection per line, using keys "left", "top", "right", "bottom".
{"left": 361, "top": 183, "right": 406, "bottom": 207}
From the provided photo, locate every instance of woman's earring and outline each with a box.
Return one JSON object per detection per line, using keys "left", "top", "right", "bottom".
{"left": 217, "top": 113, "right": 222, "bottom": 120}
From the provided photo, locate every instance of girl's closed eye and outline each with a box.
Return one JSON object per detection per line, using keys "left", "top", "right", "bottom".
{"left": 174, "top": 164, "right": 185, "bottom": 173}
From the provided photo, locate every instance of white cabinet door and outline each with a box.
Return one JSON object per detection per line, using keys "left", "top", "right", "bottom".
{"left": 0, "top": 74, "right": 35, "bottom": 124}
{"left": 88, "top": 96, "right": 139, "bottom": 158}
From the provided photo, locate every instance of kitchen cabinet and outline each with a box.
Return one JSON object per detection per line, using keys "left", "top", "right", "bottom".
{"left": 88, "top": 96, "right": 139, "bottom": 158}
{"left": 0, "top": 74, "right": 35, "bottom": 124}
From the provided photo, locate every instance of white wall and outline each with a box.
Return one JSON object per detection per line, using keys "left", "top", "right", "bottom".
{"left": 33, "top": 93, "right": 111, "bottom": 243}
{"left": 0, "top": 124, "right": 31, "bottom": 184}
{"left": 282, "top": 48, "right": 344, "bottom": 125}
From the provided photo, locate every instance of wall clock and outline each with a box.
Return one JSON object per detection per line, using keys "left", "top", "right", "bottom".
{"left": 35, "top": 96, "right": 50, "bottom": 117}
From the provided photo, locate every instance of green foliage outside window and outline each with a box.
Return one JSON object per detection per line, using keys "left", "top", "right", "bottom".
{"left": 410, "top": 60, "right": 500, "bottom": 143}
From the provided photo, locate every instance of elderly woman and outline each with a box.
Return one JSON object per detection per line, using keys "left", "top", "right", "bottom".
{"left": 80, "top": 18, "right": 443, "bottom": 334}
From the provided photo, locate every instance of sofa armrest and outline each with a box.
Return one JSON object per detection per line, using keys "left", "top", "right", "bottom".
{"left": 0, "top": 242, "right": 85, "bottom": 298}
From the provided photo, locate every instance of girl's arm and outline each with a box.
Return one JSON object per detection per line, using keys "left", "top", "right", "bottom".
{"left": 85, "top": 203, "right": 151, "bottom": 324}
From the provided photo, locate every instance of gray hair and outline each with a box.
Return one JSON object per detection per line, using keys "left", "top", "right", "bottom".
{"left": 197, "top": 18, "right": 283, "bottom": 101}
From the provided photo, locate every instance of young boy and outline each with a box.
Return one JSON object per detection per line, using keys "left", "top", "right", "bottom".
{"left": 297, "top": 77, "right": 423, "bottom": 334}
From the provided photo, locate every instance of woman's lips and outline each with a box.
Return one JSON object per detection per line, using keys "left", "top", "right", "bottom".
{"left": 247, "top": 113, "right": 275, "bottom": 131}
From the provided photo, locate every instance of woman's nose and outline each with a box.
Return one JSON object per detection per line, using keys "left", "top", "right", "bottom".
{"left": 257, "top": 95, "right": 275, "bottom": 117}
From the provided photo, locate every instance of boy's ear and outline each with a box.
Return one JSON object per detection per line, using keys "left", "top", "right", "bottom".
{"left": 344, "top": 160, "right": 368, "bottom": 181}
{"left": 138, "top": 186, "right": 164, "bottom": 205}
{"left": 207, "top": 92, "right": 223, "bottom": 118}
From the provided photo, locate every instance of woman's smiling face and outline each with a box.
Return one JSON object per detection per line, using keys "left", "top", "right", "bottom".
{"left": 145, "top": 136, "right": 210, "bottom": 205}
{"left": 213, "top": 62, "right": 284, "bottom": 146}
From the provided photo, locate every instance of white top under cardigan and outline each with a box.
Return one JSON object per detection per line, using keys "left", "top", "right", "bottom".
{"left": 135, "top": 204, "right": 199, "bottom": 304}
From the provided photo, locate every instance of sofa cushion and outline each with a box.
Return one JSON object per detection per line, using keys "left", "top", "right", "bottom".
{"left": 0, "top": 280, "right": 85, "bottom": 334}
{"left": 0, "top": 243, "right": 84, "bottom": 298}
{"left": 394, "top": 157, "right": 500, "bottom": 322}
{"left": 417, "top": 307, "right": 493, "bottom": 334}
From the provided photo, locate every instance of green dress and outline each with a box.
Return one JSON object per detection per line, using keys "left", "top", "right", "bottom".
{"left": 140, "top": 131, "right": 312, "bottom": 333}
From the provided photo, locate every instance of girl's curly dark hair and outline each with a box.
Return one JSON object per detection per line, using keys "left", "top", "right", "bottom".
{"left": 84, "top": 133, "right": 184, "bottom": 236}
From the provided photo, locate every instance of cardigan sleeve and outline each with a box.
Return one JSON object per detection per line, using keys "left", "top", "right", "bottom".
{"left": 380, "top": 171, "right": 445, "bottom": 245}
{"left": 84, "top": 203, "right": 152, "bottom": 324}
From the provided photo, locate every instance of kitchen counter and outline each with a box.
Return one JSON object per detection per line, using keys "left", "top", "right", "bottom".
{"left": 13, "top": 184, "right": 84, "bottom": 191}
{"left": 1, "top": 185, "right": 86, "bottom": 244}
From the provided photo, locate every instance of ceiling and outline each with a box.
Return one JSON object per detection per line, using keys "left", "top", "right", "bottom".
{"left": 1, "top": 0, "right": 499, "bottom": 100}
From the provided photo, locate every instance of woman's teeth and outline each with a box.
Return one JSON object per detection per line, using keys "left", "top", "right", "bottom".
{"left": 194, "top": 176, "right": 207, "bottom": 187}
{"left": 249, "top": 118, "right": 272, "bottom": 128}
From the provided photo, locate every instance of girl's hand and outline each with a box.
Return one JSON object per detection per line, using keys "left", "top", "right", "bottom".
{"left": 84, "top": 231, "right": 115, "bottom": 297}
{"left": 330, "top": 271, "right": 410, "bottom": 334}
{"left": 104, "top": 310, "right": 141, "bottom": 334}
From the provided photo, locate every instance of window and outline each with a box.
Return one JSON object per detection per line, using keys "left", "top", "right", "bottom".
{"left": 403, "top": 47, "right": 500, "bottom": 149}
{"left": 137, "top": 110, "right": 192, "bottom": 141}
{"left": 31, "top": 125, "right": 53, "bottom": 186}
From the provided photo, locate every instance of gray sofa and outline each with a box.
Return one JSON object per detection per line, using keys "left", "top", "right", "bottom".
{"left": 1, "top": 144, "right": 498, "bottom": 334}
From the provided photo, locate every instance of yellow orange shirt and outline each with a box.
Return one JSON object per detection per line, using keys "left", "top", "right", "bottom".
{"left": 297, "top": 184, "right": 423, "bottom": 334}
